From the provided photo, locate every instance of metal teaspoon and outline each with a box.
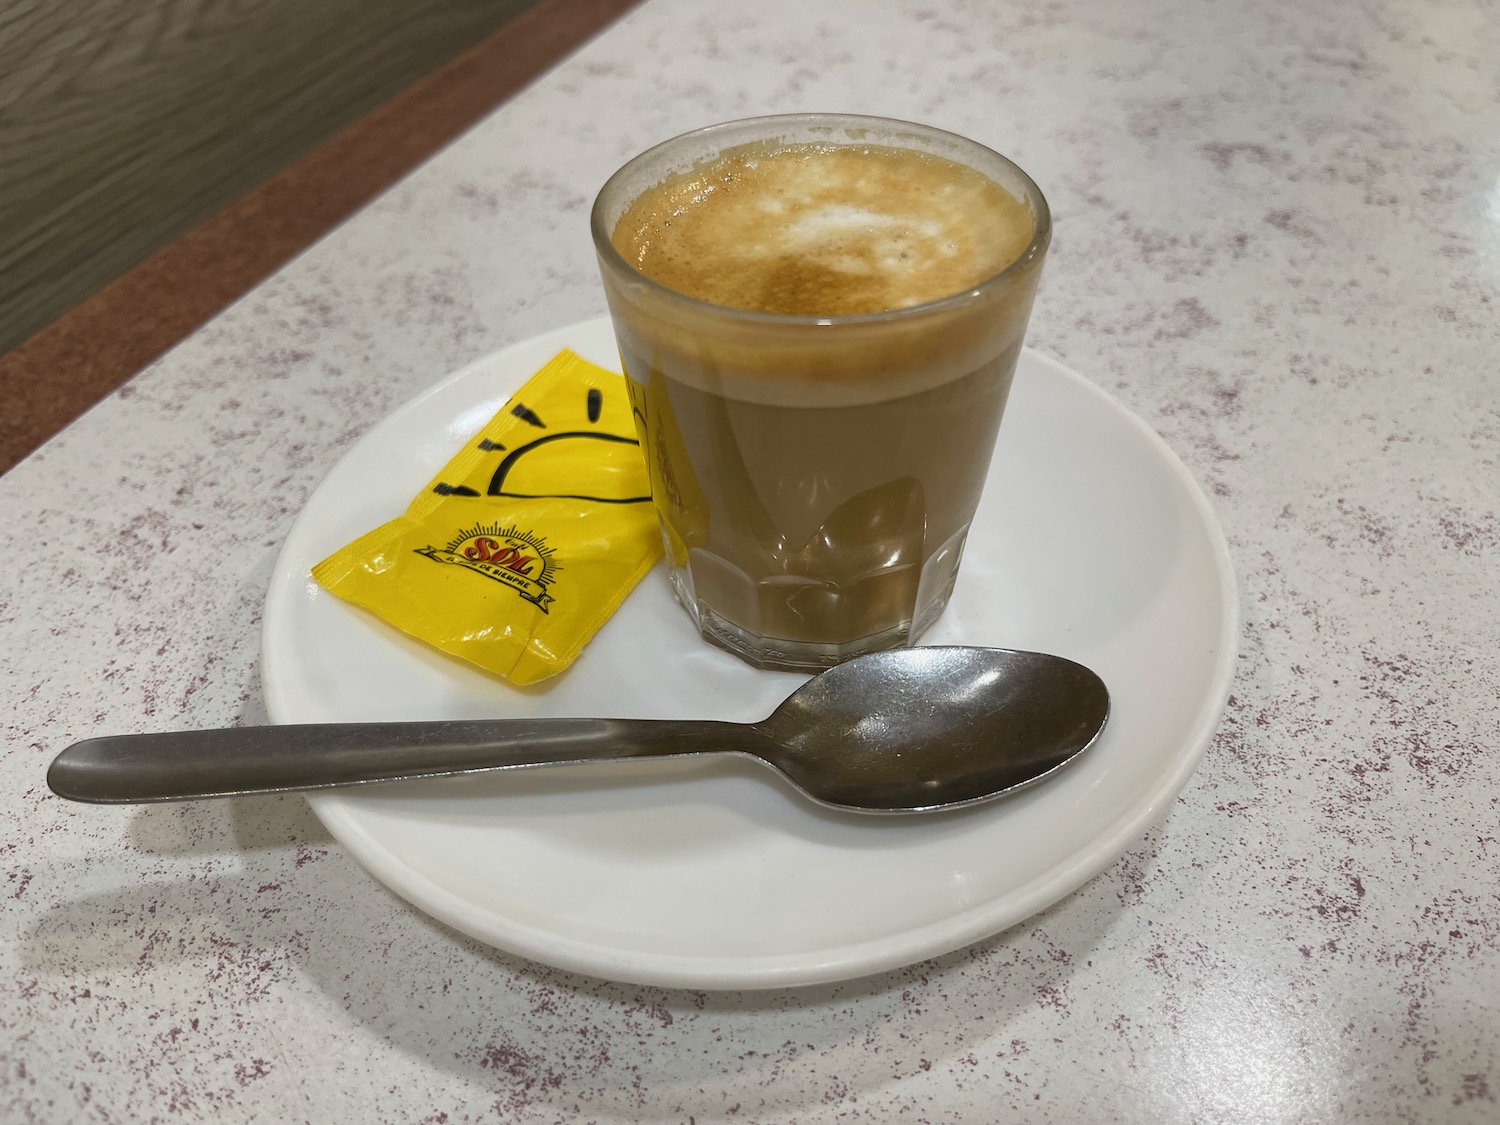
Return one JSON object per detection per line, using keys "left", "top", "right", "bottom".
{"left": 47, "top": 647, "right": 1109, "bottom": 814}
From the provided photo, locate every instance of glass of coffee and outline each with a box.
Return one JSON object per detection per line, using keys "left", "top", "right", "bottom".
{"left": 591, "top": 113, "right": 1050, "bottom": 672}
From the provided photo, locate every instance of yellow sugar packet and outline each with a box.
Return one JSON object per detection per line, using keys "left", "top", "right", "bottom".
{"left": 311, "top": 349, "right": 662, "bottom": 685}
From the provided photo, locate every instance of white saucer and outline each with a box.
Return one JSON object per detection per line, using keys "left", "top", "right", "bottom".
{"left": 262, "top": 316, "right": 1237, "bottom": 990}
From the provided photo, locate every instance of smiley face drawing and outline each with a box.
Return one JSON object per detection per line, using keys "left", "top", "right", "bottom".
{"left": 432, "top": 380, "right": 652, "bottom": 505}
{"left": 486, "top": 386, "right": 652, "bottom": 504}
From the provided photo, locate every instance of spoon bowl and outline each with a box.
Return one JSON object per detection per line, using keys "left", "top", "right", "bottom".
{"left": 756, "top": 647, "right": 1109, "bottom": 811}
{"left": 48, "top": 646, "right": 1109, "bottom": 813}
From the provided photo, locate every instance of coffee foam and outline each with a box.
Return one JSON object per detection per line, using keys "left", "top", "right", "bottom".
{"left": 611, "top": 143, "right": 1035, "bottom": 317}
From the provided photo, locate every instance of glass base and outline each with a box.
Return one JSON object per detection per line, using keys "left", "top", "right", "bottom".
{"left": 665, "top": 544, "right": 963, "bottom": 673}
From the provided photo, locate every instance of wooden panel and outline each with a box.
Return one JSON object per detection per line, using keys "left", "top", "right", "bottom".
{"left": 0, "top": 0, "right": 535, "bottom": 353}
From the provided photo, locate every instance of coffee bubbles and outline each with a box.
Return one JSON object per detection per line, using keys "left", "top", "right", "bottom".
{"left": 611, "top": 143, "right": 1034, "bottom": 317}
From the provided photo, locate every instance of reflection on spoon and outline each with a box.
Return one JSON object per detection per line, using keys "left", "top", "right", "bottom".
{"left": 47, "top": 647, "right": 1108, "bottom": 814}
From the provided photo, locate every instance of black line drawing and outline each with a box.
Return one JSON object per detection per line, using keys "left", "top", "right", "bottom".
{"left": 485, "top": 432, "right": 650, "bottom": 503}
{"left": 485, "top": 386, "right": 650, "bottom": 503}
{"left": 434, "top": 384, "right": 650, "bottom": 504}
{"left": 511, "top": 404, "right": 546, "bottom": 427}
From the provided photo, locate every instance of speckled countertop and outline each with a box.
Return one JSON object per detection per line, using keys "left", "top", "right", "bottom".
{"left": 4, "top": 0, "right": 1498, "bottom": 1120}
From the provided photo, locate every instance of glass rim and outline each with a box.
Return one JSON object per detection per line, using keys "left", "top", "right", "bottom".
{"left": 589, "top": 112, "right": 1052, "bottom": 328}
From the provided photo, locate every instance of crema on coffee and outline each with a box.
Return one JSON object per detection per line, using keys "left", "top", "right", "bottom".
{"left": 611, "top": 143, "right": 1034, "bottom": 316}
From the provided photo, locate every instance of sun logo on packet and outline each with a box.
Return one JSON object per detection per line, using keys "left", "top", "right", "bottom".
{"left": 415, "top": 523, "right": 558, "bottom": 611}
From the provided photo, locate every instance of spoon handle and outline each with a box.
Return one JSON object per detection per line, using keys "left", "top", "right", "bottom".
{"left": 47, "top": 718, "right": 757, "bottom": 804}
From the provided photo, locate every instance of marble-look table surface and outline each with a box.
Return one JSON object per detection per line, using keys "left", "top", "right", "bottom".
{"left": 4, "top": 0, "right": 1497, "bottom": 1120}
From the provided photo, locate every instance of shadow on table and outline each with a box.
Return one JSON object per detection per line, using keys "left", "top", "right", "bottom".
{"left": 122, "top": 792, "right": 334, "bottom": 855}
{"left": 22, "top": 784, "right": 1153, "bottom": 1122}
{"left": 307, "top": 848, "right": 1143, "bottom": 1121}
